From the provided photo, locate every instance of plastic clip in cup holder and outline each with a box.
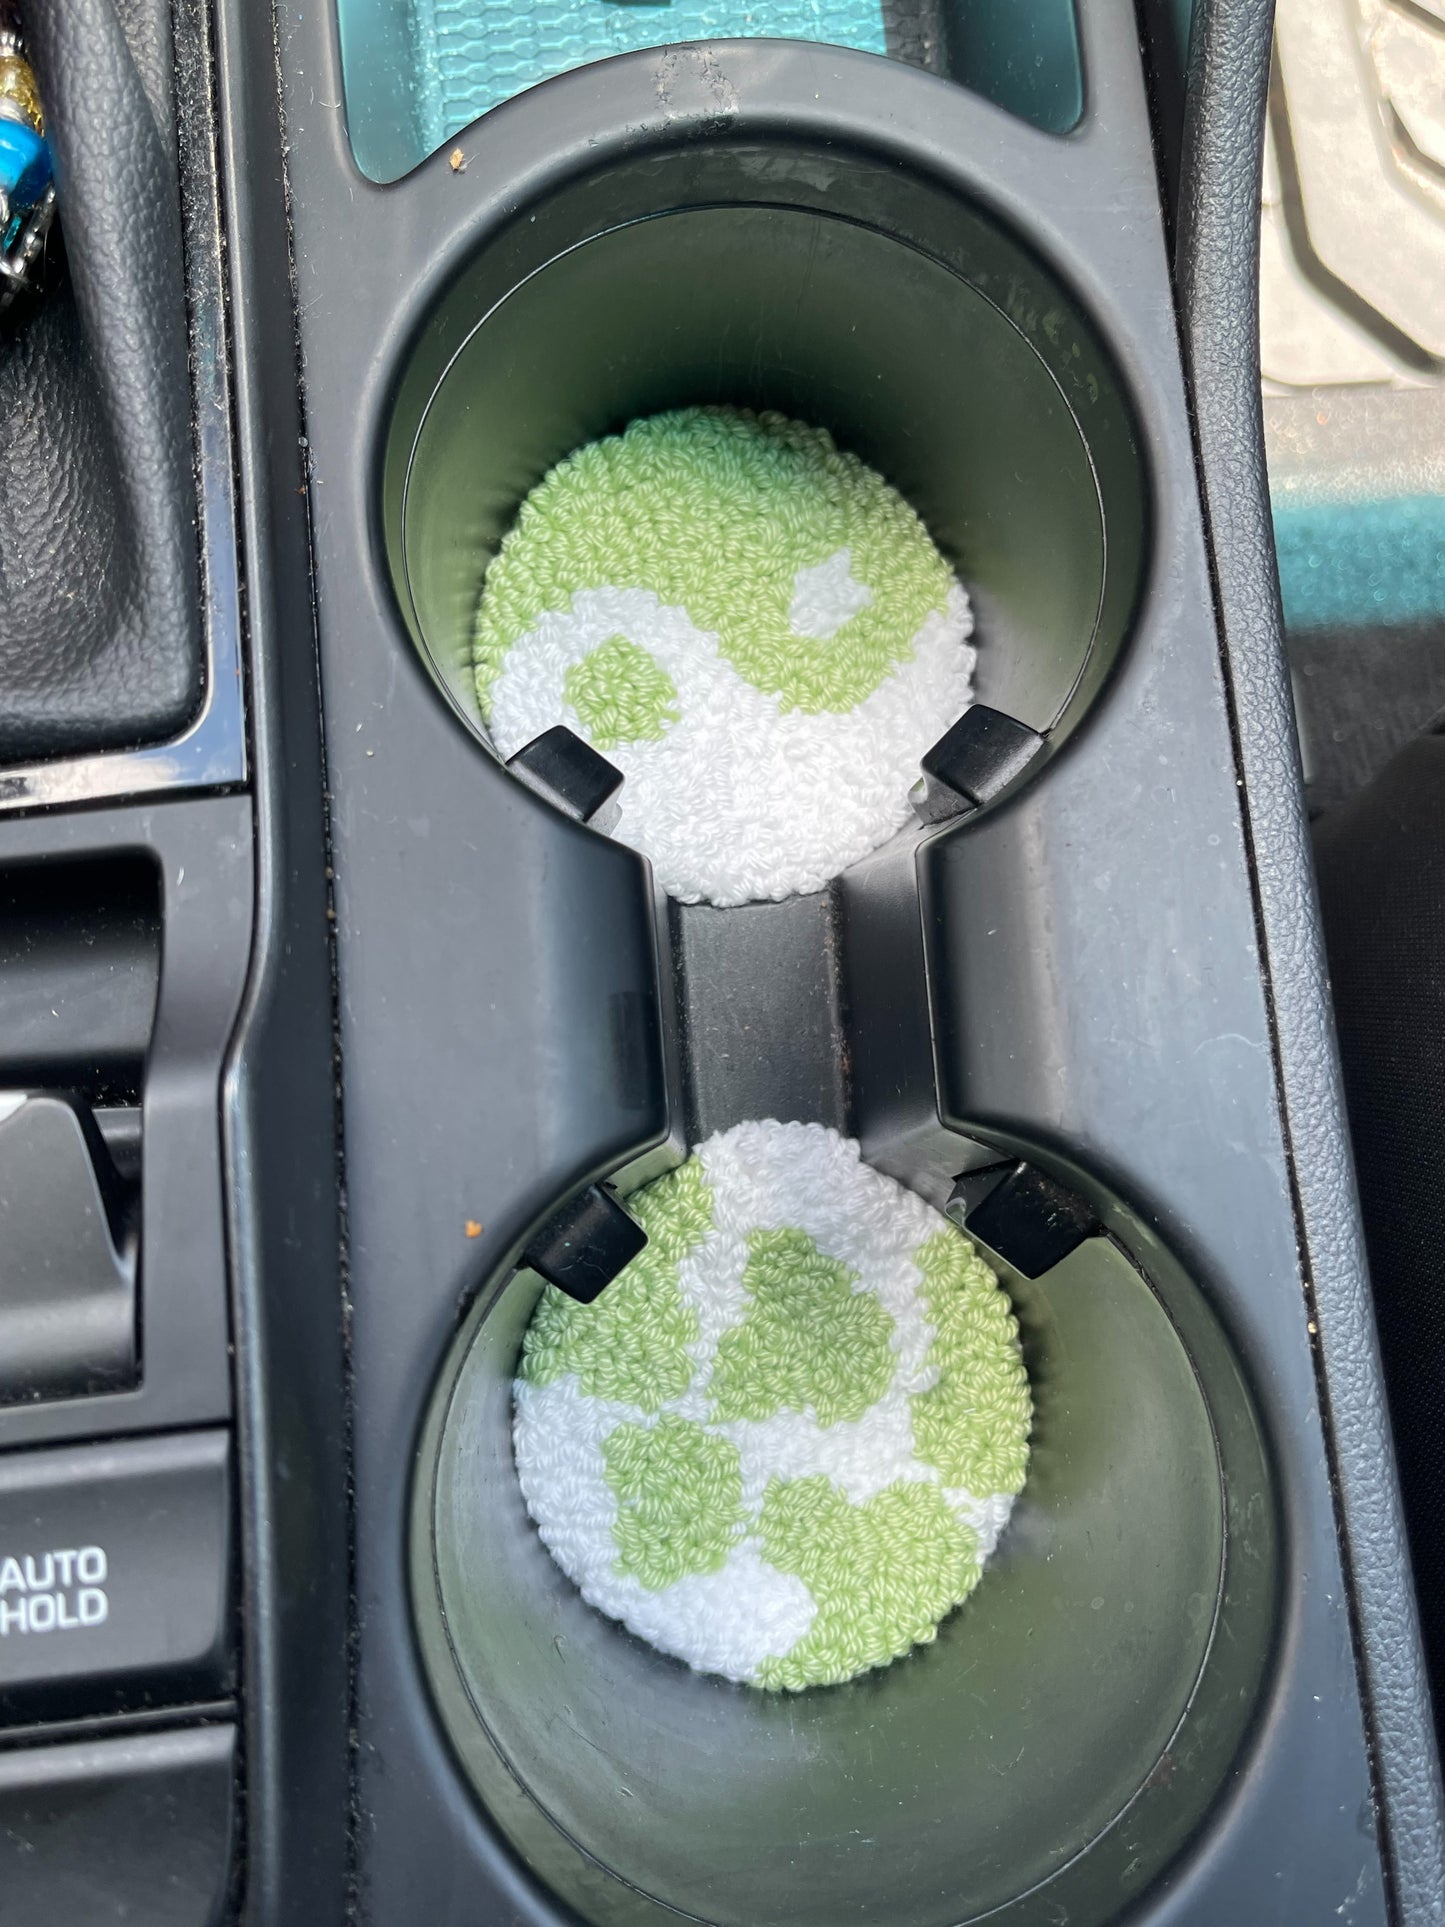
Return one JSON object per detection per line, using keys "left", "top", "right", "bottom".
{"left": 948, "top": 1158, "right": 1102, "bottom": 1278}
{"left": 521, "top": 1183, "right": 645, "bottom": 1305}
{"left": 506, "top": 726, "right": 624, "bottom": 834}
{"left": 912, "top": 706, "right": 1045, "bottom": 826}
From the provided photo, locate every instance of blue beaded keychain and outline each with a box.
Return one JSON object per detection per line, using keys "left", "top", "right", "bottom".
{"left": 0, "top": 8, "right": 54, "bottom": 308}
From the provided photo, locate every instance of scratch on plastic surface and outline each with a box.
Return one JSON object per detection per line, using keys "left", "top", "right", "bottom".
{"left": 1191, "top": 1031, "right": 1265, "bottom": 1057}
{"left": 1335, "top": 1861, "right": 1369, "bottom": 1918}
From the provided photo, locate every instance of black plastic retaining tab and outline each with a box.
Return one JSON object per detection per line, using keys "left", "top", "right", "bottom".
{"left": 949, "top": 1160, "right": 1100, "bottom": 1279}
{"left": 523, "top": 1184, "right": 647, "bottom": 1304}
{"left": 944, "top": 1160, "right": 1016, "bottom": 1226}
{"left": 912, "top": 706, "right": 1043, "bottom": 825}
{"left": 506, "top": 727, "right": 624, "bottom": 833}
{"left": 0, "top": 1091, "right": 137, "bottom": 1403}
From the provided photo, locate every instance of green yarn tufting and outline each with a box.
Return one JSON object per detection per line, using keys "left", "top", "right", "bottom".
{"left": 756, "top": 1476, "right": 979, "bottom": 1691}
{"left": 474, "top": 407, "right": 953, "bottom": 718}
{"left": 474, "top": 408, "right": 976, "bottom": 907}
{"left": 520, "top": 1159, "right": 712, "bottom": 1413}
{"left": 711, "top": 1227, "right": 896, "bottom": 1427}
{"left": 563, "top": 633, "right": 680, "bottom": 750}
{"left": 604, "top": 1417, "right": 745, "bottom": 1591}
{"left": 911, "top": 1229, "right": 1033, "bottom": 1495}
{"left": 512, "top": 1121, "right": 1031, "bottom": 1690}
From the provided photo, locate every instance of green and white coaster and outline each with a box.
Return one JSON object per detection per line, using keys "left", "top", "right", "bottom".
{"left": 512, "top": 1120, "right": 1031, "bottom": 1691}
{"left": 474, "top": 408, "right": 975, "bottom": 907}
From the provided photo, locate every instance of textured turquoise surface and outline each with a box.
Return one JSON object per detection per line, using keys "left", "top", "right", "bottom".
{"left": 0, "top": 119, "right": 50, "bottom": 208}
{"left": 410, "top": 0, "right": 888, "bottom": 153}
{"left": 1273, "top": 496, "right": 1445, "bottom": 632}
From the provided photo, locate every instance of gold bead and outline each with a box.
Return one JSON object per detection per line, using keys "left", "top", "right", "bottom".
{"left": 0, "top": 54, "right": 43, "bottom": 136}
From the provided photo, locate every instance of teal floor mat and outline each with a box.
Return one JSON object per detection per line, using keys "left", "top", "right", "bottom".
{"left": 1273, "top": 492, "right": 1445, "bottom": 813}
{"left": 412, "top": 0, "right": 887, "bottom": 158}
{"left": 1273, "top": 496, "right": 1445, "bottom": 634}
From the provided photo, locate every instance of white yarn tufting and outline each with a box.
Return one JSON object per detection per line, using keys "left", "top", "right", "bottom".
{"left": 488, "top": 580, "right": 975, "bottom": 907}
{"left": 512, "top": 1120, "right": 1031, "bottom": 1690}
{"left": 473, "top": 409, "right": 979, "bottom": 907}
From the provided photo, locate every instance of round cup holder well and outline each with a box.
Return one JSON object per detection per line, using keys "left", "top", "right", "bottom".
{"left": 381, "top": 138, "right": 1149, "bottom": 807}
{"left": 412, "top": 1216, "right": 1274, "bottom": 1927}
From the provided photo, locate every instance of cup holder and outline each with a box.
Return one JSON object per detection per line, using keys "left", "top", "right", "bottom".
{"left": 380, "top": 135, "right": 1149, "bottom": 836}
{"left": 391, "top": 126, "right": 1273, "bottom": 1927}
{"left": 412, "top": 1187, "right": 1275, "bottom": 1927}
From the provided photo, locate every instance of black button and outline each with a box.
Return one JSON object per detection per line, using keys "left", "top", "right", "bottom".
{"left": 0, "top": 1431, "right": 231, "bottom": 1723}
{"left": 0, "top": 1724, "right": 234, "bottom": 1927}
{"left": 0, "top": 1092, "right": 137, "bottom": 1404}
